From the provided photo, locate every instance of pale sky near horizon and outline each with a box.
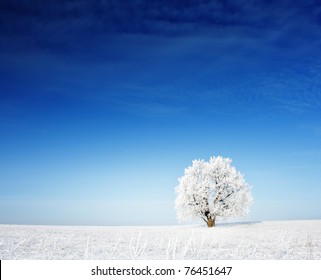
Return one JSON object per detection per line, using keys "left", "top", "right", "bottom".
{"left": 1, "top": 0, "right": 321, "bottom": 226}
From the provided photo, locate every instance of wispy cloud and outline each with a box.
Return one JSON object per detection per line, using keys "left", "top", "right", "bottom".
{"left": 1, "top": 0, "right": 320, "bottom": 51}
{"left": 1, "top": 0, "right": 321, "bottom": 116}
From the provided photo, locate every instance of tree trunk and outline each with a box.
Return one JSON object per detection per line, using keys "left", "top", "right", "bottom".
{"left": 206, "top": 217, "right": 215, "bottom": 227}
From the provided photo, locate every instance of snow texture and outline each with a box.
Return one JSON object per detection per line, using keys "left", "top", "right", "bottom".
{"left": 0, "top": 220, "right": 320, "bottom": 260}
{"left": 175, "top": 156, "right": 253, "bottom": 224}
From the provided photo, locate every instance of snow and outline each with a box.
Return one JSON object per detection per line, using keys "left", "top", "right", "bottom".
{"left": 1, "top": 220, "right": 320, "bottom": 260}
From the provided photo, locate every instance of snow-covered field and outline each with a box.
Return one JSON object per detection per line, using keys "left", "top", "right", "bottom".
{"left": 1, "top": 220, "right": 320, "bottom": 260}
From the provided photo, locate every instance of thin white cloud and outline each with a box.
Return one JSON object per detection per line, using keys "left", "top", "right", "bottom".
{"left": 2, "top": 0, "right": 321, "bottom": 117}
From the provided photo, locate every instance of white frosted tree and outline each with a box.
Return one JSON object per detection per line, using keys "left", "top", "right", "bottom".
{"left": 175, "top": 156, "right": 253, "bottom": 227}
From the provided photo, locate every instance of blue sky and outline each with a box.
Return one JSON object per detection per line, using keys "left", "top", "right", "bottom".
{"left": 1, "top": 0, "right": 321, "bottom": 226}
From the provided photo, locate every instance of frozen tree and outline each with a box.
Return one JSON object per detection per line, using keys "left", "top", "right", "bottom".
{"left": 175, "top": 156, "right": 253, "bottom": 227}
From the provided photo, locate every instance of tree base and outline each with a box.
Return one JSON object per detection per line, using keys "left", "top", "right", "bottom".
{"left": 207, "top": 218, "right": 215, "bottom": 227}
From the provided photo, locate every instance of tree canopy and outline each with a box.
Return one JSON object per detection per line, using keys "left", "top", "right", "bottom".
{"left": 175, "top": 156, "right": 253, "bottom": 227}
